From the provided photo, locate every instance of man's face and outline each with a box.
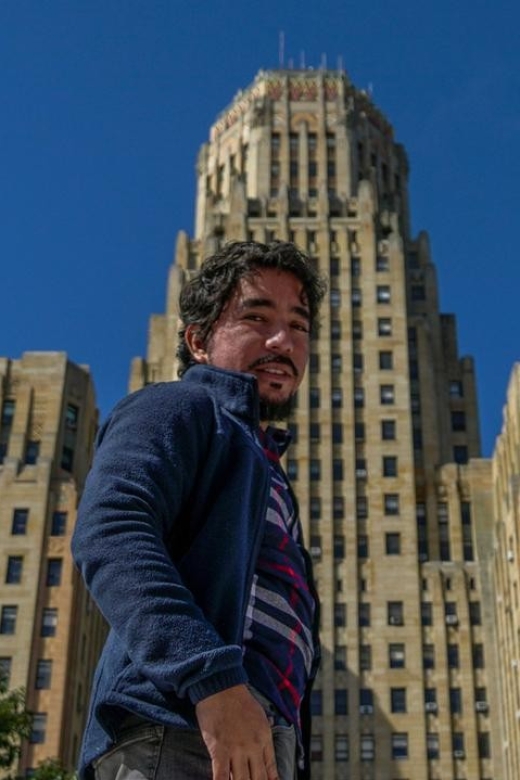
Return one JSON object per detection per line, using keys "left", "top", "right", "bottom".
{"left": 187, "top": 268, "right": 311, "bottom": 418}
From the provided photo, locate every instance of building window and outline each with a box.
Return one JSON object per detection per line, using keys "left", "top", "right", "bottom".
{"left": 379, "top": 350, "right": 393, "bottom": 370}
{"left": 469, "top": 601, "right": 481, "bottom": 625}
{"left": 50, "top": 511, "right": 67, "bottom": 536}
{"left": 425, "top": 688, "right": 437, "bottom": 710}
{"left": 384, "top": 493, "right": 399, "bottom": 516}
{"left": 377, "top": 285, "right": 391, "bottom": 303}
{"left": 391, "top": 688, "right": 407, "bottom": 713}
{"left": 410, "top": 283, "right": 425, "bottom": 301}
{"left": 30, "top": 713, "right": 47, "bottom": 744}
{"left": 332, "top": 423, "right": 343, "bottom": 444}
{"left": 427, "top": 733, "right": 439, "bottom": 760}
{"left": 333, "top": 496, "right": 344, "bottom": 519}
{"left": 5, "top": 556, "right": 23, "bottom": 584}
{"left": 335, "top": 734, "right": 349, "bottom": 761}
{"left": 0, "top": 657, "right": 12, "bottom": 686}
{"left": 381, "top": 420, "right": 396, "bottom": 440}
{"left": 352, "top": 288, "right": 362, "bottom": 307}
{"left": 311, "top": 689, "right": 323, "bottom": 716}
{"left": 24, "top": 440, "right": 40, "bottom": 465}
{"left": 309, "top": 423, "right": 321, "bottom": 444}
{"left": 334, "top": 644, "right": 347, "bottom": 670}
{"left": 478, "top": 732, "right": 491, "bottom": 759}
{"left": 335, "top": 690, "right": 348, "bottom": 716}
{"left": 360, "top": 735, "right": 375, "bottom": 761}
{"left": 1, "top": 399, "right": 15, "bottom": 428}
{"left": 310, "top": 736, "right": 323, "bottom": 762}
{"left": 447, "top": 644, "right": 459, "bottom": 669}
{"left": 333, "top": 459, "right": 344, "bottom": 481}
{"left": 310, "top": 460, "right": 321, "bottom": 481}
{"left": 451, "top": 411, "right": 466, "bottom": 432}
{"left": 352, "top": 320, "right": 363, "bottom": 339}
{"left": 473, "top": 643, "right": 485, "bottom": 668}
{"left": 330, "top": 288, "right": 341, "bottom": 307}
{"left": 376, "top": 255, "right": 389, "bottom": 272}
{"left": 383, "top": 456, "right": 398, "bottom": 477}
{"left": 351, "top": 257, "right": 361, "bottom": 276}
{"left": 310, "top": 497, "right": 321, "bottom": 520}
{"left": 356, "top": 458, "right": 367, "bottom": 479}
{"left": 332, "top": 388, "right": 342, "bottom": 408}
{"left": 453, "top": 445, "right": 468, "bottom": 464}
{"left": 385, "top": 533, "right": 401, "bottom": 555}
{"left": 65, "top": 404, "right": 79, "bottom": 430}
{"left": 378, "top": 318, "right": 392, "bottom": 336}
{"left": 452, "top": 732, "right": 465, "bottom": 758}
{"left": 380, "top": 385, "right": 395, "bottom": 405}
{"left": 334, "top": 535, "right": 345, "bottom": 560}
{"left": 331, "top": 353, "right": 342, "bottom": 374}
{"left": 309, "top": 354, "right": 319, "bottom": 373}
{"left": 41, "top": 608, "right": 58, "bottom": 637}
{"left": 360, "top": 644, "right": 372, "bottom": 671}
{"left": 11, "top": 508, "right": 29, "bottom": 535}
{"left": 310, "top": 387, "right": 320, "bottom": 408}
{"left": 35, "top": 660, "right": 53, "bottom": 690}
{"left": 334, "top": 603, "right": 346, "bottom": 627}
{"left": 353, "top": 353, "right": 364, "bottom": 373}
{"left": 331, "top": 320, "right": 341, "bottom": 340}
{"left": 360, "top": 688, "right": 373, "bottom": 712}
{"left": 0, "top": 606, "right": 18, "bottom": 635}
{"left": 388, "top": 601, "right": 404, "bottom": 626}
{"left": 423, "top": 644, "right": 435, "bottom": 669}
{"left": 449, "top": 380, "right": 464, "bottom": 398}
{"left": 286, "top": 460, "right": 298, "bottom": 480}
{"left": 358, "top": 535, "right": 369, "bottom": 559}
{"left": 389, "top": 643, "right": 405, "bottom": 669}
{"left": 61, "top": 446, "right": 74, "bottom": 471}
{"left": 356, "top": 495, "right": 368, "bottom": 519}
{"left": 358, "top": 603, "right": 371, "bottom": 627}
{"left": 450, "top": 687, "right": 462, "bottom": 714}
{"left": 354, "top": 387, "right": 365, "bottom": 408}
{"left": 46, "top": 559, "right": 63, "bottom": 587}
{"left": 310, "top": 535, "right": 321, "bottom": 561}
{"left": 391, "top": 732, "right": 408, "bottom": 759}
{"left": 421, "top": 602, "right": 433, "bottom": 626}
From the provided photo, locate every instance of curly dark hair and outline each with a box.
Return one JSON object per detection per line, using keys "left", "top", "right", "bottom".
{"left": 177, "top": 240, "right": 327, "bottom": 376}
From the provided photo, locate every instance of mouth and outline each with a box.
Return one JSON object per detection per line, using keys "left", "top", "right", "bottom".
{"left": 248, "top": 356, "right": 298, "bottom": 378}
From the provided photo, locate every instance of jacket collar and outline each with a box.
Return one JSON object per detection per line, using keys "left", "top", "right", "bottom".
{"left": 182, "top": 364, "right": 261, "bottom": 427}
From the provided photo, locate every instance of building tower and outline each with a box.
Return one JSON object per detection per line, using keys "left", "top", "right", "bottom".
{"left": 130, "top": 69, "right": 499, "bottom": 779}
{"left": 0, "top": 352, "right": 106, "bottom": 776}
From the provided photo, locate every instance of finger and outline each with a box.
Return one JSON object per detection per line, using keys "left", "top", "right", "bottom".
{"left": 263, "top": 744, "right": 279, "bottom": 780}
{"left": 211, "top": 754, "right": 231, "bottom": 780}
{"left": 230, "top": 755, "right": 253, "bottom": 780}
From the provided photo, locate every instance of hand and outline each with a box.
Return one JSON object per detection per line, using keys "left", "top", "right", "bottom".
{"left": 195, "top": 684, "right": 279, "bottom": 780}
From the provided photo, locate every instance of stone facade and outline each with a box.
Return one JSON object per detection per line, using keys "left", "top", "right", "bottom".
{"left": 129, "top": 68, "right": 503, "bottom": 779}
{"left": 0, "top": 352, "right": 106, "bottom": 775}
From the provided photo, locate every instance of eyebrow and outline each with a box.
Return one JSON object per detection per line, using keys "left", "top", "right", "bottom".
{"left": 239, "top": 296, "right": 311, "bottom": 321}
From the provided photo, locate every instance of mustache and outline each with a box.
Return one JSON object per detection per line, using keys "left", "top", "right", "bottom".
{"left": 248, "top": 355, "right": 298, "bottom": 377}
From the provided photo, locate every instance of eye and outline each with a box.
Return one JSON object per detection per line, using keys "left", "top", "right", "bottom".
{"left": 292, "top": 321, "right": 310, "bottom": 333}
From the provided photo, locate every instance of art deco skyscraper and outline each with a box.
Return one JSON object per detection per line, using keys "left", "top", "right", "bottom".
{"left": 131, "top": 69, "right": 498, "bottom": 779}
{"left": 0, "top": 352, "right": 106, "bottom": 776}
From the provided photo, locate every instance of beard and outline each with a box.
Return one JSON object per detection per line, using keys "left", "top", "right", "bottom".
{"left": 259, "top": 393, "right": 296, "bottom": 422}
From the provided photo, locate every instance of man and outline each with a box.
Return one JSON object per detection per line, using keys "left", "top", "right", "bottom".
{"left": 72, "top": 241, "right": 326, "bottom": 780}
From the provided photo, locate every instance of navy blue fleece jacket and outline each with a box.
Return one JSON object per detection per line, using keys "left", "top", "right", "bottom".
{"left": 71, "top": 365, "right": 318, "bottom": 778}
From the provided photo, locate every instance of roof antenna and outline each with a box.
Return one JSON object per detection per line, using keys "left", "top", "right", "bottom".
{"left": 321, "top": 53, "right": 327, "bottom": 70}
{"left": 337, "top": 54, "right": 344, "bottom": 72}
{"left": 300, "top": 50, "right": 306, "bottom": 69}
{"left": 279, "top": 31, "right": 285, "bottom": 67}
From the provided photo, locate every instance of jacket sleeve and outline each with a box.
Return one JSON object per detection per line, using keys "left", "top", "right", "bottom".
{"left": 71, "top": 382, "right": 248, "bottom": 704}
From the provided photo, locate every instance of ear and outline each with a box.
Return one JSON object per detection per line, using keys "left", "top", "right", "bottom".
{"left": 184, "top": 325, "right": 209, "bottom": 364}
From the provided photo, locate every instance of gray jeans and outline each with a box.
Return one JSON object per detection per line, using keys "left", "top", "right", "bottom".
{"left": 92, "top": 720, "right": 297, "bottom": 780}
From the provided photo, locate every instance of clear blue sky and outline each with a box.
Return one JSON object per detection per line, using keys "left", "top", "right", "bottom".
{"left": 1, "top": 1, "right": 518, "bottom": 456}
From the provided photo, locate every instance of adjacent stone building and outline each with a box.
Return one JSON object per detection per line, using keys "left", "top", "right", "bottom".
{"left": 130, "top": 68, "right": 501, "bottom": 779}
{"left": 0, "top": 352, "right": 106, "bottom": 775}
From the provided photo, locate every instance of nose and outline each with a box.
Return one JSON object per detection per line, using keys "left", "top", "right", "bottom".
{"left": 265, "top": 324, "right": 294, "bottom": 353}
